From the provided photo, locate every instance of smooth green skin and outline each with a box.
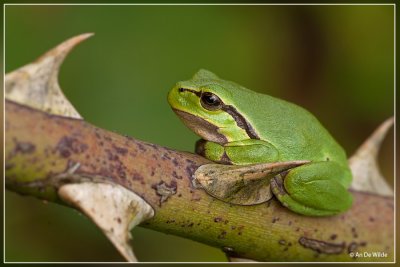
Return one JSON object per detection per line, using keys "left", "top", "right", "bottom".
{"left": 168, "top": 69, "right": 352, "bottom": 216}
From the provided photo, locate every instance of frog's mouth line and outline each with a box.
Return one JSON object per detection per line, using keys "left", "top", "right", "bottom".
{"left": 172, "top": 108, "right": 228, "bottom": 144}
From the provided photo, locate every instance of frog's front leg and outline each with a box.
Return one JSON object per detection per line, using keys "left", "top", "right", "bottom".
{"left": 270, "top": 161, "right": 353, "bottom": 216}
{"left": 195, "top": 139, "right": 279, "bottom": 165}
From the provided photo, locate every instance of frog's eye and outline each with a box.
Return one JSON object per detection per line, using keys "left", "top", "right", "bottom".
{"left": 200, "top": 92, "right": 222, "bottom": 111}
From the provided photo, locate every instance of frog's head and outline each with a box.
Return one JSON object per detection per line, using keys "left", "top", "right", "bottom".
{"left": 168, "top": 69, "right": 258, "bottom": 144}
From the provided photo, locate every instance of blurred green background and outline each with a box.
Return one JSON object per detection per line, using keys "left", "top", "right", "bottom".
{"left": 5, "top": 4, "right": 394, "bottom": 262}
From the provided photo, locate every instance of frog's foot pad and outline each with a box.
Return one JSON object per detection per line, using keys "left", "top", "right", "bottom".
{"left": 194, "top": 160, "right": 309, "bottom": 205}
{"left": 270, "top": 174, "right": 340, "bottom": 216}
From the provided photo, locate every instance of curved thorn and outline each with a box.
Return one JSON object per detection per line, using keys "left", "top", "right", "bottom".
{"left": 59, "top": 182, "right": 154, "bottom": 262}
{"left": 349, "top": 117, "right": 394, "bottom": 196}
{"left": 5, "top": 33, "right": 95, "bottom": 119}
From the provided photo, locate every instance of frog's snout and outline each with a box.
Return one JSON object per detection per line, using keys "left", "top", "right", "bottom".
{"left": 167, "top": 84, "right": 180, "bottom": 105}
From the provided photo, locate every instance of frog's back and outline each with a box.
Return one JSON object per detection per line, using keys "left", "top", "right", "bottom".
{"left": 230, "top": 86, "right": 348, "bottom": 164}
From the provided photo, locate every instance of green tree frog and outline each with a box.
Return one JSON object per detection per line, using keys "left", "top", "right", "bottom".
{"left": 168, "top": 69, "right": 353, "bottom": 216}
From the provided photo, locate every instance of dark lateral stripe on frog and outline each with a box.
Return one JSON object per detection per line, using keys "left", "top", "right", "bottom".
{"left": 180, "top": 88, "right": 261, "bottom": 140}
{"left": 221, "top": 105, "right": 260, "bottom": 140}
{"left": 179, "top": 88, "right": 202, "bottom": 97}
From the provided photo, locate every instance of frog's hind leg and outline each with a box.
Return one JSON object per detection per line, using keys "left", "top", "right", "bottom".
{"left": 270, "top": 161, "right": 353, "bottom": 216}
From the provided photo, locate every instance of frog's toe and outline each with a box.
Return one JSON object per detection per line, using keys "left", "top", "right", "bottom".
{"left": 270, "top": 174, "right": 352, "bottom": 216}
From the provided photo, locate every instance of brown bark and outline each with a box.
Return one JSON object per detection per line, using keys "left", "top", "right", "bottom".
{"left": 5, "top": 100, "right": 394, "bottom": 262}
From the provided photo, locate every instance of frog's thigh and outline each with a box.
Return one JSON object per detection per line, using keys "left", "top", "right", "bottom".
{"left": 271, "top": 161, "right": 353, "bottom": 216}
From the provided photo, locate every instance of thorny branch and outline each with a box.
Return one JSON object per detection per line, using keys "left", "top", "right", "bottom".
{"left": 5, "top": 34, "right": 394, "bottom": 262}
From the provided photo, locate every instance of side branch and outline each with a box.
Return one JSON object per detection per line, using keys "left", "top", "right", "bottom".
{"left": 5, "top": 100, "right": 394, "bottom": 262}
